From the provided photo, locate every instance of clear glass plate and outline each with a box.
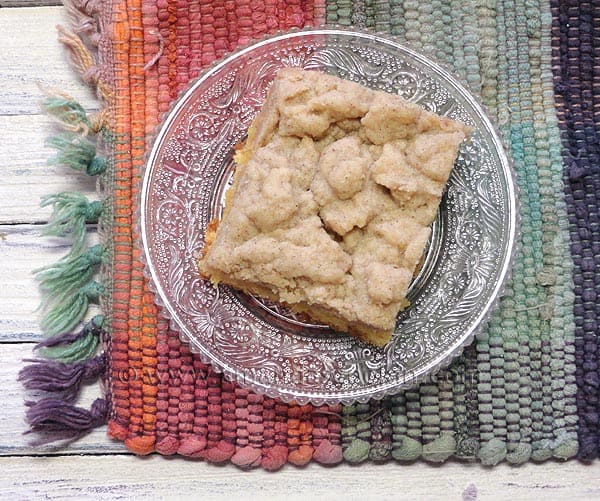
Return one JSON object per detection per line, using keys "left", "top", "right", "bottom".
{"left": 140, "top": 28, "right": 518, "bottom": 405}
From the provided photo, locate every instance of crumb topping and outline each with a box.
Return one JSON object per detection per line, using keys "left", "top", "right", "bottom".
{"left": 199, "top": 68, "right": 470, "bottom": 344}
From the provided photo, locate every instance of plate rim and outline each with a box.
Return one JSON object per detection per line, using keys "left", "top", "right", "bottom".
{"left": 139, "top": 26, "right": 520, "bottom": 405}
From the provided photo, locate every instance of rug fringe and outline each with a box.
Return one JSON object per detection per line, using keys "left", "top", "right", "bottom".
{"left": 39, "top": 280, "right": 104, "bottom": 342}
{"left": 36, "top": 315, "right": 105, "bottom": 363}
{"left": 57, "top": 24, "right": 112, "bottom": 100}
{"left": 40, "top": 90, "right": 108, "bottom": 135}
{"left": 63, "top": 0, "right": 102, "bottom": 47}
{"left": 35, "top": 244, "right": 105, "bottom": 298}
{"left": 20, "top": 3, "right": 110, "bottom": 446}
{"left": 41, "top": 94, "right": 92, "bottom": 134}
{"left": 47, "top": 132, "right": 107, "bottom": 176}
{"left": 19, "top": 354, "right": 106, "bottom": 402}
{"left": 24, "top": 397, "right": 108, "bottom": 446}
{"left": 40, "top": 192, "right": 103, "bottom": 257}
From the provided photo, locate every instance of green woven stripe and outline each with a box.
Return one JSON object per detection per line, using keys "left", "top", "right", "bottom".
{"left": 405, "top": 388, "right": 422, "bottom": 445}
{"left": 487, "top": 0, "right": 528, "bottom": 464}
{"left": 403, "top": 1, "right": 422, "bottom": 49}
{"left": 451, "top": 358, "right": 470, "bottom": 457}
{"left": 420, "top": 382, "right": 440, "bottom": 444}
{"left": 536, "top": 0, "right": 578, "bottom": 458}
{"left": 342, "top": 403, "right": 371, "bottom": 462}
{"left": 389, "top": 0, "right": 405, "bottom": 37}
{"left": 327, "top": 0, "right": 576, "bottom": 464}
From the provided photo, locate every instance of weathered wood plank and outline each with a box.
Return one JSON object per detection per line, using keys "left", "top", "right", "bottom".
{"left": 1, "top": 1, "right": 62, "bottom": 7}
{"left": 0, "top": 225, "right": 100, "bottom": 343}
{"left": 0, "top": 454, "right": 599, "bottom": 500}
{"left": 0, "top": 114, "right": 98, "bottom": 224}
{"left": 0, "top": 7, "right": 98, "bottom": 116}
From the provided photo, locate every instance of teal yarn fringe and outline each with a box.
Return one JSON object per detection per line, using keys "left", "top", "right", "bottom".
{"left": 35, "top": 244, "right": 105, "bottom": 297}
{"left": 39, "top": 281, "right": 104, "bottom": 338}
{"left": 39, "top": 332, "right": 99, "bottom": 363}
{"left": 47, "top": 132, "right": 106, "bottom": 176}
{"left": 36, "top": 315, "right": 104, "bottom": 363}
{"left": 40, "top": 192, "right": 102, "bottom": 256}
{"left": 41, "top": 95, "right": 91, "bottom": 134}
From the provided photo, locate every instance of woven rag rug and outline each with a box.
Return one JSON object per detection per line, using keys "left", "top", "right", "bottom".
{"left": 20, "top": 0, "right": 600, "bottom": 468}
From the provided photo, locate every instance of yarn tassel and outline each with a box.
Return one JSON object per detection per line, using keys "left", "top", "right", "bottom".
{"left": 38, "top": 332, "right": 99, "bottom": 363}
{"left": 47, "top": 132, "right": 106, "bottom": 176}
{"left": 24, "top": 397, "right": 108, "bottom": 446}
{"left": 19, "top": 354, "right": 106, "bottom": 402}
{"left": 40, "top": 281, "right": 104, "bottom": 337}
{"left": 41, "top": 95, "right": 91, "bottom": 134}
{"left": 35, "top": 244, "right": 105, "bottom": 298}
{"left": 63, "top": 0, "right": 102, "bottom": 47}
{"left": 35, "top": 315, "right": 104, "bottom": 363}
{"left": 57, "top": 25, "right": 112, "bottom": 101}
{"left": 40, "top": 193, "right": 102, "bottom": 256}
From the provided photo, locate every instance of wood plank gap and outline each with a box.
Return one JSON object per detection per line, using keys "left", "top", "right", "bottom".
{"left": 0, "top": 1, "right": 63, "bottom": 9}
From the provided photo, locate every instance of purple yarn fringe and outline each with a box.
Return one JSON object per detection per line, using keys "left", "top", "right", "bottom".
{"left": 24, "top": 398, "right": 108, "bottom": 446}
{"left": 20, "top": 315, "right": 107, "bottom": 445}
{"left": 19, "top": 354, "right": 106, "bottom": 402}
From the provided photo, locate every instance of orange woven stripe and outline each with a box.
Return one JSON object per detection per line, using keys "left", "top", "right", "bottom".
{"left": 134, "top": 0, "right": 162, "bottom": 446}
{"left": 141, "top": 293, "right": 158, "bottom": 433}
{"left": 142, "top": 0, "right": 160, "bottom": 136}
{"left": 108, "top": 1, "right": 133, "bottom": 436}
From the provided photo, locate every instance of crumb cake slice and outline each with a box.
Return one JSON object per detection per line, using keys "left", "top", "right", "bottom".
{"left": 198, "top": 68, "right": 471, "bottom": 346}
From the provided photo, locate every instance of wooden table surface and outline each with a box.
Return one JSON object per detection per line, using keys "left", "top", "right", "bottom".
{"left": 1, "top": 4, "right": 599, "bottom": 499}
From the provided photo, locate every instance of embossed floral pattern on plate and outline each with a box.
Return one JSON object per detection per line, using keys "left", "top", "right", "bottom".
{"left": 141, "top": 29, "right": 517, "bottom": 405}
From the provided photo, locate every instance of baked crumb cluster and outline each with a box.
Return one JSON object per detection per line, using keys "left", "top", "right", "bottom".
{"left": 199, "top": 68, "right": 470, "bottom": 346}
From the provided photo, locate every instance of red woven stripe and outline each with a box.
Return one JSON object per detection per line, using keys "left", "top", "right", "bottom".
{"left": 125, "top": 0, "right": 147, "bottom": 446}
{"left": 155, "top": 317, "right": 175, "bottom": 453}
{"left": 188, "top": 0, "right": 203, "bottom": 77}
{"left": 175, "top": 0, "right": 191, "bottom": 91}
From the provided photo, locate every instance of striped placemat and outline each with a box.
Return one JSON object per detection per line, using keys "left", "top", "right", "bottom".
{"left": 20, "top": 0, "right": 600, "bottom": 468}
